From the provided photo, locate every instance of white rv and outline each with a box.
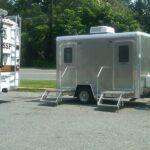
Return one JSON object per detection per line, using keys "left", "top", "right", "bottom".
{"left": 41, "top": 26, "right": 150, "bottom": 109}
{"left": 0, "top": 9, "right": 21, "bottom": 92}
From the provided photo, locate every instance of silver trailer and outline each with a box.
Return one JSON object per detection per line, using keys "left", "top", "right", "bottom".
{"left": 41, "top": 26, "right": 150, "bottom": 109}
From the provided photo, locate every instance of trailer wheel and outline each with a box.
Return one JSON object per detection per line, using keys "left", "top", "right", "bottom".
{"left": 77, "top": 87, "right": 94, "bottom": 104}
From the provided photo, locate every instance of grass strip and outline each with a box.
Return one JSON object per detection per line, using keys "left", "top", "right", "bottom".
{"left": 17, "top": 80, "right": 56, "bottom": 91}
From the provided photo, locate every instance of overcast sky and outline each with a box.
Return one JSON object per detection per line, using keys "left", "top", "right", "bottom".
{"left": 131, "top": 0, "right": 136, "bottom": 2}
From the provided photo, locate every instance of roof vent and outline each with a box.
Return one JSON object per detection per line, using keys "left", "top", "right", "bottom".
{"left": 90, "top": 26, "right": 115, "bottom": 34}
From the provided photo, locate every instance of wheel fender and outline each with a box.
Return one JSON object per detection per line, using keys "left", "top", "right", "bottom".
{"left": 74, "top": 85, "right": 94, "bottom": 98}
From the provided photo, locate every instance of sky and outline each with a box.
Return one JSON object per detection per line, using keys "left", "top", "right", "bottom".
{"left": 131, "top": 0, "right": 136, "bottom": 2}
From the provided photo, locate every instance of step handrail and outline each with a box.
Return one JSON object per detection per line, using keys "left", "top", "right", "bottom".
{"left": 61, "top": 66, "right": 68, "bottom": 78}
{"left": 61, "top": 66, "right": 76, "bottom": 78}
{"left": 60, "top": 66, "right": 77, "bottom": 89}
{"left": 97, "top": 66, "right": 112, "bottom": 97}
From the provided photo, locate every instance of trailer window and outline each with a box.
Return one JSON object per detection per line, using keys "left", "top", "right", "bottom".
{"left": 16, "top": 45, "right": 20, "bottom": 50}
{"left": 119, "top": 45, "right": 129, "bottom": 62}
{"left": 64, "top": 48, "right": 72, "bottom": 63}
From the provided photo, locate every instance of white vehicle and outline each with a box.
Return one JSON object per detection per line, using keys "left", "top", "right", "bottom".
{"left": 0, "top": 9, "right": 21, "bottom": 92}
{"left": 41, "top": 26, "right": 150, "bottom": 109}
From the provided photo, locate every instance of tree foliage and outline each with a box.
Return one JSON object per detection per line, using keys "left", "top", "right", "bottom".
{"left": 0, "top": 0, "right": 141, "bottom": 67}
{"left": 130, "top": 0, "right": 150, "bottom": 33}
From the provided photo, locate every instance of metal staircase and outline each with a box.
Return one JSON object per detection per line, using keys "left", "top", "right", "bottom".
{"left": 40, "top": 66, "right": 77, "bottom": 105}
{"left": 96, "top": 66, "right": 134, "bottom": 109}
{"left": 97, "top": 91, "right": 131, "bottom": 109}
{"left": 40, "top": 89, "right": 75, "bottom": 105}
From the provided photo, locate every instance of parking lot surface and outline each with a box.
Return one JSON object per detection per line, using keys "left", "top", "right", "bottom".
{"left": 0, "top": 91, "right": 150, "bottom": 150}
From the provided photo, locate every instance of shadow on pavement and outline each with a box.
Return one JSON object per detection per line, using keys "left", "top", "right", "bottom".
{"left": 0, "top": 100, "right": 11, "bottom": 104}
{"left": 95, "top": 100, "right": 150, "bottom": 112}
{"left": 25, "top": 99, "right": 41, "bottom": 102}
{"left": 24, "top": 96, "right": 150, "bottom": 111}
{"left": 38, "top": 98, "right": 96, "bottom": 107}
{"left": 124, "top": 101, "right": 150, "bottom": 111}
{"left": 94, "top": 107, "right": 118, "bottom": 112}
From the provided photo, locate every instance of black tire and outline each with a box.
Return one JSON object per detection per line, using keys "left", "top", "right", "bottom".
{"left": 77, "top": 87, "right": 94, "bottom": 104}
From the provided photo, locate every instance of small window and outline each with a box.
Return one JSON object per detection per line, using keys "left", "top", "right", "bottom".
{"left": 119, "top": 45, "right": 129, "bottom": 62}
{"left": 16, "top": 45, "right": 20, "bottom": 50}
{"left": 64, "top": 48, "right": 72, "bottom": 63}
{"left": 17, "top": 59, "right": 19, "bottom": 63}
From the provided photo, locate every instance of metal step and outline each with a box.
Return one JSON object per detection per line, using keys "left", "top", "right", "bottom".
{"left": 40, "top": 97, "right": 60, "bottom": 106}
{"left": 101, "top": 97, "right": 119, "bottom": 100}
{"left": 97, "top": 91, "right": 126, "bottom": 109}
{"left": 40, "top": 90, "right": 62, "bottom": 105}
{"left": 40, "top": 89, "right": 75, "bottom": 105}
{"left": 98, "top": 104, "right": 118, "bottom": 108}
{"left": 102, "top": 91, "right": 133, "bottom": 94}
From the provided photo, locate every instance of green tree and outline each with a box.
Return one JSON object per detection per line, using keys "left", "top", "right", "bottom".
{"left": 78, "top": 0, "right": 139, "bottom": 32}
{"left": 12, "top": 1, "right": 50, "bottom": 67}
{"left": 5, "top": 0, "right": 140, "bottom": 67}
{"left": 0, "top": 0, "right": 13, "bottom": 14}
{"left": 130, "top": 0, "right": 150, "bottom": 32}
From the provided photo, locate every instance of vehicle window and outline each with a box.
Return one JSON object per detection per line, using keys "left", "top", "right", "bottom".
{"left": 119, "top": 45, "right": 129, "bottom": 62}
{"left": 64, "top": 48, "right": 72, "bottom": 63}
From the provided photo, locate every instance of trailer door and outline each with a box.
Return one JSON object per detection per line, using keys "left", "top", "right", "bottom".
{"left": 59, "top": 42, "right": 77, "bottom": 89}
{"left": 113, "top": 41, "right": 134, "bottom": 90}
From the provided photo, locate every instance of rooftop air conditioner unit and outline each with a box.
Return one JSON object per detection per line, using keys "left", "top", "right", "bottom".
{"left": 90, "top": 26, "right": 115, "bottom": 34}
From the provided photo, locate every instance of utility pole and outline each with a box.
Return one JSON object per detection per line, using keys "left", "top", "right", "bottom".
{"left": 51, "top": 0, "right": 54, "bottom": 31}
{"left": 0, "top": 16, "right": 3, "bottom": 67}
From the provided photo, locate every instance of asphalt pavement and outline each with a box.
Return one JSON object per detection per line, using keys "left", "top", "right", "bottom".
{"left": 0, "top": 91, "right": 150, "bottom": 150}
{"left": 20, "top": 68, "right": 56, "bottom": 80}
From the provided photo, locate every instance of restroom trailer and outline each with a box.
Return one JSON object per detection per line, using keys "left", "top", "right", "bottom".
{"left": 41, "top": 27, "right": 150, "bottom": 109}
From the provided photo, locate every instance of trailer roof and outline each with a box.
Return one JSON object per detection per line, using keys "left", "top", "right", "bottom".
{"left": 57, "top": 31, "right": 150, "bottom": 42}
{"left": 3, "top": 18, "right": 17, "bottom": 26}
